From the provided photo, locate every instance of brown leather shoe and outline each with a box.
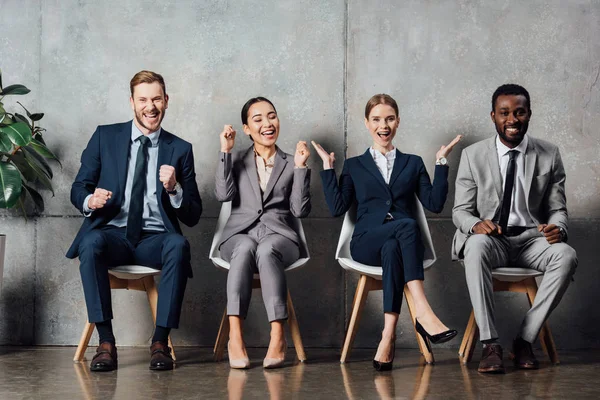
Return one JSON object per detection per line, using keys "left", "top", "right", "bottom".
{"left": 150, "top": 341, "right": 174, "bottom": 371}
{"left": 478, "top": 343, "right": 505, "bottom": 373}
{"left": 90, "top": 342, "right": 118, "bottom": 372}
{"left": 513, "top": 337, "right": 539, "bottom": 369}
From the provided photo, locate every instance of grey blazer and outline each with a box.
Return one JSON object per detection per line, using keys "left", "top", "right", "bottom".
{"left": 215, "top": 145, "right": 311, "bottom": 248}
{"left": 452, "top": 136, "right": 568, "bottom": 260}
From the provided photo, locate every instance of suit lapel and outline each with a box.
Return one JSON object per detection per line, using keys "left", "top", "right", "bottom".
{"left": 115, "top": 121, "right": 133, "bottom": 197}
{"left": 243, "top": 146, "right": 262, "bottom": 205}
{"left": 486, "top": 138, "right": 503, "bottom": 200}
{"left": 357, "top": 149, "right": 388, "bottom": 190}
{"left": 156, "top": 129, "right": 175, "bottom": 211}
{"left": 262, "top": 147, "right": 288, "bottom": 201}
{"left": 524, "top": 137, "right": 537, "bottom": 209}
{"left": 388, "top": 149, "right": 410, "bottom": 188}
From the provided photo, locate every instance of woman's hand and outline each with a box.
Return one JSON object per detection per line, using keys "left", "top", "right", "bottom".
{"left": 295, "top": 141, "right": 310, "bottom": 167}
{"left": 435, "top": 134, "right": 463, "bottom": 160}
{"left": 220, "top": 125, "right": 236, "bottom": 153}
{"left": 311, "top": 141, "right": 335, "bottom": 170}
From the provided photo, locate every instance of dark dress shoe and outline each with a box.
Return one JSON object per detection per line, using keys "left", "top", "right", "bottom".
{"left": 478, "top": 344, "right": 505, "bottom": 373}
{"left": 513, "top": 337, "right": 539, "bottom": 369}
{"left": 415, "top": 320, "right": 458, "bottom": 352}
{"left": 150, "top": 341, "right": 174, "bottom": 371}
{"left": 90, "top": 342, "right": 118, "bottom": 372}
{"left": 373, "top": 337, "right": 395, "bottom": 371}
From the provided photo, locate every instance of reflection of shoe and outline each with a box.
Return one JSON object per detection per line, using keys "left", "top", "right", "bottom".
{"left": 263, "top": 339, "right": 287, "bottom": 369}
{"left": 513, "top": 337, "right": 539, "bottom": 369}
{"left": 477, "top": 344, "right": 505, "bottom": 373}
{"left": 415, "top": 320, "right": 458, "bottom": 352}
{"left": 228, "top": 341, "right": 250, "bottom": 369}
{"left": 90, "top": 342, "right": 118, "bottom": 372}
{"left": 373, "top": 338, "right": 395, "bottom": 372}
{"left": 150, "top": 341, "right": 174, "bottom": 370}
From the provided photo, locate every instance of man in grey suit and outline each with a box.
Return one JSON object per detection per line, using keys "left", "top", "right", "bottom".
{"left": 452, "top": 84, "right": 577, "bottom": 373}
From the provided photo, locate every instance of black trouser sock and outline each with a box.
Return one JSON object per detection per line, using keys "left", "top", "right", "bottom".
{"left": 96, "top": 320, "right": 115, "bottom": 345}
{"left": 152, "top": 325, "right": 171, "bottom": 344}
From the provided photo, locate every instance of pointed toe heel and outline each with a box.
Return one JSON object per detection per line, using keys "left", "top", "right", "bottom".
{"left": 415, "top": 320, "right": 458, "bottom": 348}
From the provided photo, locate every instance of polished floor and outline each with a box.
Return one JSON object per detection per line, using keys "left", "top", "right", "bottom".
{"left": 0, "top": 346, "right": 599, "bottom": 399}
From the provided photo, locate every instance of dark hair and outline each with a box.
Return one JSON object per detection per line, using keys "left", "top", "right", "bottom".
{"left": 364, "top": 94, "right": 399, "bottom": 119}
{"left": 241, "top": 97, "right": 277, "bottom": 125}
{"left": 130, "top": 70, "right": 166, "bottom": 97}
{"left": 492, "top": 84, "right": 530, "bottom": 111}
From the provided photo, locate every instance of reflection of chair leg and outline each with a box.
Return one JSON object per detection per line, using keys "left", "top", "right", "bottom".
{"left": 459, "top": 310, "right": 476, "bottom": 358}
{"left": 214, "top": 308, "right": 230, "bottom": 362}
{"left": 404, "top": 286, "right": 434, "bottom": 364}
{"left": 524, "top": 278, "right": 559, "bottom": 364}
{"left": 144, "top": 276, "right": 176, "bottom": 361}
{"left": 340, "top": 365, "right": 355, "bottom": 400}
{"left": 287, "top": 290, "right": 307, "bottom": 362}
{"left": 74, "top": 321, "right": 96, "bottom": 362}
{"left": 341, "top": 275, "right": 376, "bottom": 363}
{"left": 411, "top": 364, "right": 432, "bottom": 400}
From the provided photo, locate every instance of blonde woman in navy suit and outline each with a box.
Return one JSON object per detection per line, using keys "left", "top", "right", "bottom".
{"left": 313, "top": 94, "right": 462, "bottom": 371}
{"left": 215, "top": 97, "right": 311, "bottom": 369}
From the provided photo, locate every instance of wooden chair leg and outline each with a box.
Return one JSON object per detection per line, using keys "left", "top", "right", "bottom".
{"left": 404, "top": 286, "right": 434, "bottom": 364}
{"left": 144, "top": 276, "right": 176, "bottom": 360}
{"left": 214, "top": 307, "right": 230, "bottom": 362}
{"left": 74, "top": 321, "right": 96, "bottom": 362}
{"left": 462, "top": 318, "right": 479, "bottom": 365}
{"left": 459, "top": 310, "right": 476, "bottom": 357}
{"left": 287, "top": 290, "right": 307, "bottom": 362}
{"left": 524, "top": 278, "right": 560, "bottom": 364}
{"left": 340, "top": 275, "right": 372, "bottom": 363}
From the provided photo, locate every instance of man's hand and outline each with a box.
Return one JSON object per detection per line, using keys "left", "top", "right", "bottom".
{"left": 311, "top": 141, "right": 335, "bottom": 170}
{"left": 538, "top": 224, "right": 562, "bottom": 244}
{"left": 220, "top": 125, "right": 236, "bottom": 153}
{"left": 159, "top": 165, "right": 177, "bottom": 192}
{"left": 88, "top": 188, "right": 112, "bottom": 210}
{"left": 473, "top": 219, "right": 503, "bottom": 236}
{"left": 294, "top": 140, "right": 310, "bottom": 167}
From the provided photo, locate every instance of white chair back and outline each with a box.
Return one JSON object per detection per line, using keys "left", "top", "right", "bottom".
{"left": 335, "top": 195, "right": 437, "bottom": 279}
{"left": 209, "top": 202, "right": 310, "bottom": 272}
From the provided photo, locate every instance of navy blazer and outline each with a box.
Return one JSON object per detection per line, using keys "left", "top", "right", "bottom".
{"left": 320, "top": 149, "right": 448, "bottom": 239}
{"left": 67, "top": 121, "right": 202, "bottom": 259}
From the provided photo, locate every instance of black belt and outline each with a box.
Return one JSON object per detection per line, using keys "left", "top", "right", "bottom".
{"left": 504, "top": 226, "right": 529, "bottom": 237}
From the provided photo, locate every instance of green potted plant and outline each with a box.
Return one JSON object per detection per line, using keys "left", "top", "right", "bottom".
{"left": 0, "top": 68, "right": 60, "bottom": 293}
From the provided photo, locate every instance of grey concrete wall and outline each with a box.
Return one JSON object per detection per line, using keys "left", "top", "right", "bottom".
{"left": 0, "top": 0, "right": 598, "bottom": 350}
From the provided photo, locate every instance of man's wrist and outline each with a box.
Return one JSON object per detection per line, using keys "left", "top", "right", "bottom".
{"left": 167, "top": 182, "right": 181, "bottom": 195}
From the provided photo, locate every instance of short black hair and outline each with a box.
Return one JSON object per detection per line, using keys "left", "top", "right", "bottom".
{"left": 492, "top": 84, "right": 530, "bottom": 112}
{"left": 241, "top": 97, "right": 276, "bottom": 125}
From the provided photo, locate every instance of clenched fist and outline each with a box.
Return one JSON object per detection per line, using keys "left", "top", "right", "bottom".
{"left": 294, "top": 141, "right": 310, "bottom": 167}
{"left": 220, "top": 125, "right": 236, "bottom": 153}
{"left": 159, "top": 165, "right": 177, "bottom": 192}
{"left": 88, "top": 188, "right": 112, "bottom": 210}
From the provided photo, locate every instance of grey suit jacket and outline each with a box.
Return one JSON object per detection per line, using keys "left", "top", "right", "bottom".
{"left": 215, "top": 145, "right": 311, "bottom": 248}
{"left": 452, "top": 135, "right": 568, "bottom": 260}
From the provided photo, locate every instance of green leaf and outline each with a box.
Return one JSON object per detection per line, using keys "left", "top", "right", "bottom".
{"left": 0, "top": 68, "right": 3, "bottom": 90}
{"left": 33, "top": 133, "right": 45, "bottom": 145}
{"left": 9, "top": 152, "right": 36, "bottom": 181}
{"left": 14, "top": 113, "right": 32, "bottom": 129}
{"left": 30, "top": 113, "right": 44, "bottom": 121}
{"left": 29, "top": 138, "right": 61, "bottom": 165}
{"left": 17, "top": 188, "right": 28, "bottom": 219}
{"left": 0, "top": 122, "right": 32, "bottom": 146}
{"left": 0, "top": 84, "right": 30, "bottom": 96}
{"left": 0, "top": 161, "right": 22, "bottom": 208}
{"left": 19, "top": 151, "right": 54, "bottom": 194}
{"left": 0, "top": 132, "right": 12, "bottom": 152}
{"left": 23, "top": 182, "right": 44, "bottom": 213}
{"left": 23, "top": 146, "right": 52, "bottom": 178}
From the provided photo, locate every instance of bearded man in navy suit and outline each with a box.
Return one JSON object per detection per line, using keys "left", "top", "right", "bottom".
{"left": 67, "top": 70, "right": 202, "bottom": 371}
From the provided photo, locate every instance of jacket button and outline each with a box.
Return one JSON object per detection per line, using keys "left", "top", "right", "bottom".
{"left": 386, "top": 200, "right": 391, "bottom": 205}
{"left": 258, "top": 210, "right": 262, "bottom": 214}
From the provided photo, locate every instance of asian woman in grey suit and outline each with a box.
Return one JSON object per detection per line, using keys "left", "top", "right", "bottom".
{"left": 215, "top": 97, "right": 311, "bottom": 369}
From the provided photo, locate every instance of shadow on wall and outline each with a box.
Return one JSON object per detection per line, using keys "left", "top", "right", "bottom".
{"left": 0, "top": 275, "right": 34, "bottom": 345}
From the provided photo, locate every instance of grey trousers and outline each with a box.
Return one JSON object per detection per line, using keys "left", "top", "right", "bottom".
{"left": 220, "top": 223, "right": 299, "bottom": 322}
{"left": 463, "top": 228, "right": 577, "bottom": 343}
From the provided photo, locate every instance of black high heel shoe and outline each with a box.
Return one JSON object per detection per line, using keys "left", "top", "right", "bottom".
{"left": 415, "top": 320, "right": 457, "bottom": 352}
{"left": 373, "top": 338, "right": 396, "bottom": 371}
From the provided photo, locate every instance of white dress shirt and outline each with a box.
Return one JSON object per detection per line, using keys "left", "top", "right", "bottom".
{"left": 369, "top": 147, "right": 396, "bottom": 184}
{"left": 496, "top": 135, "right": 535, "bottom": 228}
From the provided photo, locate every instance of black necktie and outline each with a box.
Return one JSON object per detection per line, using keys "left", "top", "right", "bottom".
{"left": 126, "top": 135, "right": 151, "bottom": 244}
{"left": 498, "top": 150, "right": 517, "bottom": 232}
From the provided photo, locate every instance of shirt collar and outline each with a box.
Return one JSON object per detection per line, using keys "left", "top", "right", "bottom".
{"left": 369, "top": 147, "right": 396, "bottom": 161}
{"left": 253, "top": 147, "right": 276, "bottom": 164}
{"left": 496, "top": 134, "right": 528, "bottom": 157}
{"left": 131, "top": 121, "right": 161, "bottom": 147}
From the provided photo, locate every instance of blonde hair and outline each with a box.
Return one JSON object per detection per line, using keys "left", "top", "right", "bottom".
{"left": 365, "top": 94, "right": 398, "bottom": 119}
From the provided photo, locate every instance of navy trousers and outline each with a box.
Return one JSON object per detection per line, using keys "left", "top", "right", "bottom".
{"left": 78, "top": 226, "right": 190, "bottom": 328}
{"left": 350, "top": 218, "right": 424, "bottom": 314}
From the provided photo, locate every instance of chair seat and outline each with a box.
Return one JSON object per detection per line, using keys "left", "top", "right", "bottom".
{"left": 492, "top": 267, "right": 543, "bottom": 282}
{"left": 108, "top": 265, "right": 161, "bottom": 280}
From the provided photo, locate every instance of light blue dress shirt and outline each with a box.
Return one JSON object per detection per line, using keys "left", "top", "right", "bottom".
{"left": 83, "top": 122, "right": 183, "bottom": 233}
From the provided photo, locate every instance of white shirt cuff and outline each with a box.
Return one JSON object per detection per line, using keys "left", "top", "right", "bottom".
{"left": 82, "top": 194, "right": 94, "bottom": 217}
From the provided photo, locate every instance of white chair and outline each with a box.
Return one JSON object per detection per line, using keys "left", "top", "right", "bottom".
{"left": 336, "top": 195, "right": 437, "bottom": 364}
{"left": 457, "top": 266, "right": 559, "bottom": 365}
{"left": 209, "top": 202, "right": 309, "bottom": 362}
{"left": 73, "top": 265, "right": 176, "bottom": 362}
